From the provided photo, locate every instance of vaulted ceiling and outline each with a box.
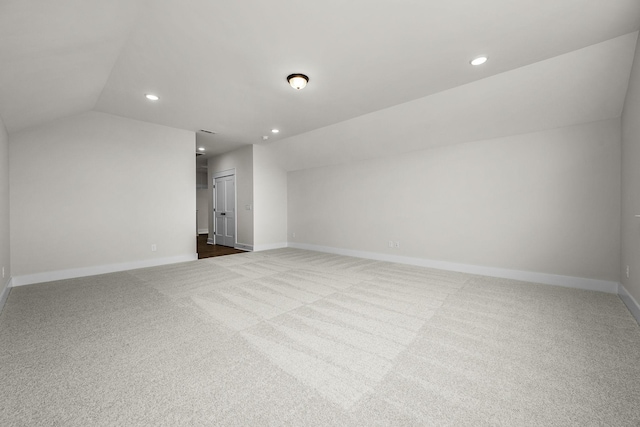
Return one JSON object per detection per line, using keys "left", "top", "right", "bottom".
{"left": 1, "top": 0, "right": 639, "bottom": 158}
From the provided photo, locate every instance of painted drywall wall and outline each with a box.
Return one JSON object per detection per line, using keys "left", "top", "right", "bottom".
{"left": 196, "top": 170, "right": 208, "bottom": 233}
{"left": 9, "top": 111, "right": 195, "bottom": 278}
{"left": 207, "top": 145, "right": 254, "bottom": 247}
{"left": 288, "top": 119, "right": 621, "bottom": 282}
{"left": 196, "top": 189, "right": 209, "bottom": 234}
{"left": 0, "top": 114, "right": 10, "bottom": 301}
{"left": 621, "top": 32, "right": 640, "bottom": 306}
{"left": 196, "top": 170, "right": 208, "bottom": 188}
{"left": 253, "top": 145, "right": 287, "bottom": 249}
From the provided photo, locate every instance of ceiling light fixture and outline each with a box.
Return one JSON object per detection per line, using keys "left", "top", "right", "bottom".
{"left": 470, "top": 56, "right": 488, "bottom": 66}
{"left": 271, "top": 129, "right": 279, "bottom": 133}
{"left": 198, "top": 147, "right": 205, "bottom": 151}
{"left": 145, "top": 94, "right": 159, "bottom": 101}
{"left": 287, "top": 74, "right": 309, "bottom": 90}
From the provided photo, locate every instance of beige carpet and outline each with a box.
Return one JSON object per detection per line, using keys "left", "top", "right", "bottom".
{"left": 1, "top": 248, "right": 639, "bottom": 426}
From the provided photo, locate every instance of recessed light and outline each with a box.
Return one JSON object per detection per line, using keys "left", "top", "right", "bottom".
{"left": 145, "top": 94, "right": 159, "bottom": 101}
{"left": 198, "top": 147, "right": 205, "bottom": 151}
{"left": 271, "top": 129, "right": 279, "bottom": 134}
{"left": 470, "top": 56, "right": 488, "bottom": 66}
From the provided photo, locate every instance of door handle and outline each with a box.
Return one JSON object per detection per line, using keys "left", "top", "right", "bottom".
{"left": 220, "top": 213, "right": 226, "bottom": 216}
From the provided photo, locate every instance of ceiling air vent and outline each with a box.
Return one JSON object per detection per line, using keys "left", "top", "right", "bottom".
{"left": 199, "top": 129, "right": 216, "bottom": 134}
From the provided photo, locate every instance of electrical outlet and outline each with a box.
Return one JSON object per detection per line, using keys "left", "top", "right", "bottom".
{"left": 292, "top": 232, "right": 296, "bottom": 238}
{"left": 151, "top": 244, "right": 157, "bottom": 252}
{"left": 394, "top": 241, "right": 400, "bottom": 248}
{"left": 626, "top": 265, "right": 630, "bottom": 278}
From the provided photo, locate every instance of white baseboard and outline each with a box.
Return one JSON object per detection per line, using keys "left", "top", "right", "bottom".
{"left": 207, "top": 237, "right": 215, "bottom": 245}
{"left": 11, "top": 254, "right": 198, "bottom": 287}
{"left": 197, "top": 229, "right": 209, "bottom": 235}
{"left": 288, "top": 243, "right": 619, "bottom": 294}
{"left": 0, "top": 278, "right": 11, "bottom": 315}
{"left": 235, "top": 243, "right": 253, "bottom": 252}
{"left": 254, "top": 242, "right": 288, "bottom": 251}
{"left": 619, "top": 284, "right": 640, "bottom": 324}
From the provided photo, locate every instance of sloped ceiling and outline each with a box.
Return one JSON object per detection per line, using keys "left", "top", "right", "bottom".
{"left": 1, "top": 0, "right": 639, "bottom": 158}
{"left": 0, "top": 0, "right": 141, "bottom": 133}
{"left": 270, "top": 33, "right": 638, "bottom": 171}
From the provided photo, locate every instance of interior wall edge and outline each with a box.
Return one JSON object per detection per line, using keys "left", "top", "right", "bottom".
{"left": 0, "top": 279, "right": 11, "bottom": 315}
{"left": 288, "top": 242, "right": 619, "bottom": 295}
{"left": 10, "top": 254, "right": 197, "bottom": 287}
{"left": 619, "top": 284, "right": 640, "bottom": 325}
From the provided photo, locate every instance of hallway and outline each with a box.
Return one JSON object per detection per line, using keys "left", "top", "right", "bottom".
{"left": 196, "top": 234, "right": 244, "bottom": 259}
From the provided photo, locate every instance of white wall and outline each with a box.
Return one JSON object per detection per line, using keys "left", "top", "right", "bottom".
{"left": 196, "top": 189, "right": 209, "bottom": 234}
{"left": 0, "top": 114, "right": 10, "bottom": 304}
{"left": 196, "top": 169, "right": 208, "bottom": 188}
{"left": 288, "top": 119, "right": 621, "bottom": 283}
{"left": 196, "top": 169, "right": 209, "bottom": 234}
{"left": 621, "top": 32, "right": 640, "bottom": 312}
{"left": 253, "top": 145, "right": 287, "bottom": 250}
{"left": 208, "top": 145, "right": 253, "bottom": 247}
{"left": 10, "top": 111, "right": 196, "bottom": 282}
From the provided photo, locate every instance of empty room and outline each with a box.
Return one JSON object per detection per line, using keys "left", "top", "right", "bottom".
{"left": 1, "top": 1, "right": 640, "bottom": 425}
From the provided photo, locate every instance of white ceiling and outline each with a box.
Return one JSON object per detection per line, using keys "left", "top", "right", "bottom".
{"left": 270, "top": 33, "right": 637, "bottom": 171}
{"left": 1, "top": 0, "right": 639, "bottom": 158}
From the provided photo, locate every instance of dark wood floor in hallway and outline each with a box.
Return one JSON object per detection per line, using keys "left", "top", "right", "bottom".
{"left": 197, "top": 234, "right": 245, "bottom": 259}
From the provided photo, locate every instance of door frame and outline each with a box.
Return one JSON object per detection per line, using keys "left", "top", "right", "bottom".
{"left": 208, "top": 168, "right": 237, "bottom": 246}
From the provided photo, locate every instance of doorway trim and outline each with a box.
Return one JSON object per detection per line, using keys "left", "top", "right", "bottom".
{"left": 208, "top": 168, "right": 236, "bottom": 246}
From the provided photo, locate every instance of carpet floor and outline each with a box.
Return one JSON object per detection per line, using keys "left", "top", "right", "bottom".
{"left": 1, "top": 248, "right": 639, "bottom": 426}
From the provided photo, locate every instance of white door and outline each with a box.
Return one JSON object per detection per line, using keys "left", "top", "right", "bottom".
{"left": 214, "top": 175, "right": 236, "bottom": 247}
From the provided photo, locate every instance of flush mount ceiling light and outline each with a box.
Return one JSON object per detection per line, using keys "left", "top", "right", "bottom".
{"left": 287, "top": 73, "right": 309, "bottom": 90}
{"left": 271, "top": 129, "right": 279, "bottom": 133}
{"left": 145, "top": 94, "right": 159, "bottom": 101}
{"left": 198, "top": 147, "right": 205, "bottom": 151}
{"left": 470, "top": 56, "right": 488, "bottom": 66}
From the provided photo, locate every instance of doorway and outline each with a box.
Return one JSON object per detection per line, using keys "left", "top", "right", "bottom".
{"left": 197, "top": 235, "right": 243, "bottom": 259}
{"left": 213, "top": 174, "right": 236, "bottom": 247}
{"left": 195, "top": 163, "right": 242, "bottom": 259}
